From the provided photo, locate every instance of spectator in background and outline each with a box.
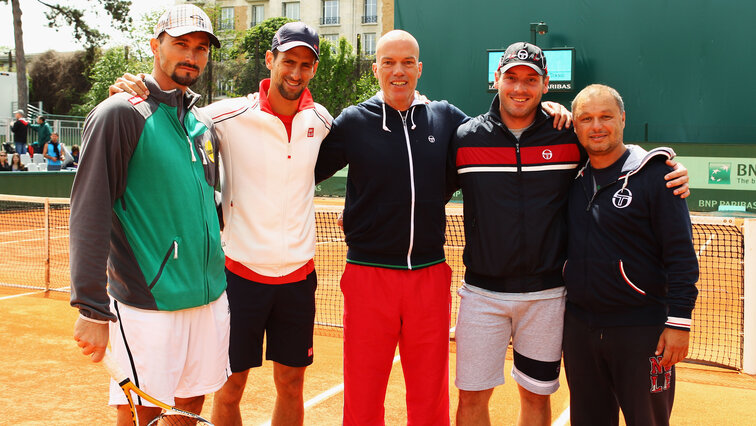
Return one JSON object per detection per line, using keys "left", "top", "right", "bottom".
{"left": 70, "top": 145, "right": 80, "bottom": 168}
{"left": 0, "top": 151, "right": 10, "bottom": 171}
{"left": 10, "top": 110, "right": 29, "bottom": 154}
{"left": 10, "top": 152, "right": 27, "bottom": 171}
{"left": 43, "top": 132, "right": 65, "bottom": 171}
{"left": 29, "top": 115, "right": 52, "bottom": 156}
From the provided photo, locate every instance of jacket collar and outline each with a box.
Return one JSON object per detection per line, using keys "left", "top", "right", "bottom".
{"left": 143, "top": 74, "right": 201, "bottom": 110}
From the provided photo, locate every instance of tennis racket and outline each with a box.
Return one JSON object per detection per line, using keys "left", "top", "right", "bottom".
{"left": 101, "top": 351, "right": 213, "bottom": 425}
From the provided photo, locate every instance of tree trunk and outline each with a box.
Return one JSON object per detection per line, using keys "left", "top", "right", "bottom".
{"left": 11, "top": 0, "right": 28, "bottom": 112}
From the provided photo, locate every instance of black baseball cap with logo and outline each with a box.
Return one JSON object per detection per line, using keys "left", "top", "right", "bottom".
{"left": 271, "top": 22, "right": 320, "bottom": 60}
{"left": 497, "top": 42, "right": 547, "bottom": 76}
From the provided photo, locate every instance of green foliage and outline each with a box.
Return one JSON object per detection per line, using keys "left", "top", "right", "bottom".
{"left": 72, "top": 47, "right": 151, "bottom": 116}
{"left": 308, "top": 38, "right": 380, "bottom": 116}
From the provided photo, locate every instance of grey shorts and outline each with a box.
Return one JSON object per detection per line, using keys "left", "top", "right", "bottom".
{"left": 454, "top": 284, "right": 565, "bottom": 395}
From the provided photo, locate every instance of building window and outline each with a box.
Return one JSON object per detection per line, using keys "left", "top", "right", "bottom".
{"left": 322, "top": 34, "right": 339, "bottom": 43}
{"left": 363, "top": 32, "right": 376, "bottom": 55}
{"left": 362, "top": 0, "right": 377, "bottom": 24}
{"left": 321, "top": 0, "right": 340, "bottom": 25}
{"left": 282, "top": 2, "right": 300, "bottom": 20}
{"left": 219, "top": 7, "right": 234, "bottom": 31}
{"left": 251, "top": 5, "right": 264, "bottom": 27}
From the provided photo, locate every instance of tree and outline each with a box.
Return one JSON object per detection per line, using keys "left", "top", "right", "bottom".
{"left": 72, "top": 46, "right": 151, "bottom": 116}
{"left": 1, "top": 0, "right": 132, "bottom": 112}
{"left": 28, "top": 50, "right": 93, "bottom": 115}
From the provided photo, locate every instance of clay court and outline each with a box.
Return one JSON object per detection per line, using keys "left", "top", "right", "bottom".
{"left": 1, "top": 196, "right": 755, "bottom": 424}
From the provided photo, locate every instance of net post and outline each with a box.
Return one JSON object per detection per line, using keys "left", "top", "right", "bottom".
{"left": 44, "top": 197, "right": 51, "bottom": 292}
{"left": 743, "top": 219, "right": 756, "bottom": 374}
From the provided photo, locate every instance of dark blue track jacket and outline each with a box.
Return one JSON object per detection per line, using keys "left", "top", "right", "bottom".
{"left": 564, "top": 146, "right": 699, "bottom": 330}
{"left": 315, "top": 93, "right": 468, "bottom": 270}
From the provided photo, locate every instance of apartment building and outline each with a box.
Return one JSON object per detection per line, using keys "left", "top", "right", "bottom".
{"left": 190, "top": 0, "right": 394, "bottom": 55}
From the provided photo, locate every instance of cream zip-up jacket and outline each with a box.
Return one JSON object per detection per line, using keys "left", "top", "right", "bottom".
{"left": 203, "top": 79, "right": 332, "bottom": 277}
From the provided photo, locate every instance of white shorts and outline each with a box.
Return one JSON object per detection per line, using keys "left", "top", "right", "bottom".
{"left": 108, "top": 292, "right": 231, "bottom": 407}
{"left": 454, "top": 284, "right": 565, "bottom": 395}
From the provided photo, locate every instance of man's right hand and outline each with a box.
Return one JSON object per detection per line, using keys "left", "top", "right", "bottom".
{"left": 108, "top": 73, "right": 150, "bottom": 99}
{"left": 73, "top": 316, "right": 109, "bottom": 362}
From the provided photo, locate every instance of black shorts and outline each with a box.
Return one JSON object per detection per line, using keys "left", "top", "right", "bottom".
{"left": 226, "top": 268, "right": 317, "bottom": 372}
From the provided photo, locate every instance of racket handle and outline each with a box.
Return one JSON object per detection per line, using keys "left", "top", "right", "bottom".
{"left": 101, "top": 351, "right": 129, "bottom": 383}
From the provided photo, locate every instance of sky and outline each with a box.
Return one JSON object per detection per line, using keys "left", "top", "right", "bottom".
{"left": 0, "top": 0, "right": 175, "bottom": 54}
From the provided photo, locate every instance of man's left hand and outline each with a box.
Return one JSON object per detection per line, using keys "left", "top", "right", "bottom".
{"left": 665, "top": 159, "right": 690, "bottom": 199}
{"left": 655, "top": 328, "right": 690, "bottom": 368}
{"left": 542, "top": 101, "right": 572, "bottom": 130}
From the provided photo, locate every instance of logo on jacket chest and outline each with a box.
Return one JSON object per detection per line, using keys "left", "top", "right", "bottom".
{"left": 307, "top": 127, "right": 314, "bottom": 138}
{"left": 542, "top": 149, "right": 553, "bottom": 160}
{"left": 612, "top": 188, "right": 632, "bottom": 208}
{"left": 428, "top": 135, "right": 436, "bottom": 143}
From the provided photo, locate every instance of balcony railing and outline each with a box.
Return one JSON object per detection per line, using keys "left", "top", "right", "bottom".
{"left": 320, "top": 16, "right": 340, "bottom": 25}
{"left": 362, "top": 15, "right": 378, "bottom": 24}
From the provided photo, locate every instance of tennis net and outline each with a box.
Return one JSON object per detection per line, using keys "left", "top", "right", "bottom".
{"left": 0, "top": 194, "right": 749, "bottom": 371}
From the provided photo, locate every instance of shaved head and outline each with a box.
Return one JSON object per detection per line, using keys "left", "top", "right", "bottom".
{"left": 375, "top": 30, "right": 420, "bottom": 60}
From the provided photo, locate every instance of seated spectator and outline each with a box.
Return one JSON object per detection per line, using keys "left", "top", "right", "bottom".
{"left": 70, "top": 145, "right": 80, "bottom": 168}
{"left": 43, "top": 132, "right": 66, "bottom": 171}
{"left": 0, "top": 151, "right": 10, "bottom": 171}
{"left": 10, "top": 109, "right": 29, "bottom": 154}
{"left": 29, "top": 115, "right": 52, "bottom": 156}
{"left": 10, "top": 152, "right": 27, "bottom": 171}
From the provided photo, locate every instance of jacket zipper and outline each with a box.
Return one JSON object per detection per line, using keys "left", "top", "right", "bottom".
{"left": 175, "top": 112, "right": 210, "bottom": 303}
{"left": 399, "top": 109, "right": 416, "bottom": 270}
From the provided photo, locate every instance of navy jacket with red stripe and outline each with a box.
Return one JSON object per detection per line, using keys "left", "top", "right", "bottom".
{"left": 454, "top": 95, "right": 585, "bottom": 293}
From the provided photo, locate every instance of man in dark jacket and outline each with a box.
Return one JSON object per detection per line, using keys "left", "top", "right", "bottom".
{"left": 315, "top": 30, "right": 468, "bottom": 425}
{"left": 562, "top": 84, "right": 698, "bottom": 426}
{"left": 10, "top": 110, "right": 28, "bottom": 154}
{"left": 453, "top": 43, "right": 690, "bottom": 426}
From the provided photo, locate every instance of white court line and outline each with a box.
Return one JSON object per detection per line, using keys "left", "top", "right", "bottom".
{"left": 696, "top": 234, "right": 714, "bottom": 257}
{"left": 257, "top": 355, "right": 404, "bottom": 426}
{"left": 0, "top": 290, "right": 45, "bottom": 301}
{"left": 552, "top": 406, "right": 570, "bottom": 426}
{"left": 0, "top": 234, "right": 68, "bottom": 246}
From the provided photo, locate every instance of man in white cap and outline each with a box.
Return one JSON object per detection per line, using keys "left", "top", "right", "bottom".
{"left": 70, "top": 4, "right": 227, "bottom": 424}
{"left": 10, "top": 109, "right": 28, "bottom": 154}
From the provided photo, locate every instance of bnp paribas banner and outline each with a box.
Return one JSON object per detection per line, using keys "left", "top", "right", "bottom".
{"left": 677, "top": 155, "right": 756, "bottom": 213}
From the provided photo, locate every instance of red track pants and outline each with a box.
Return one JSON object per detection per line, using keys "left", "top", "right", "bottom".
{"left": 341, "top": 262, "right": 452, "bottom": 426}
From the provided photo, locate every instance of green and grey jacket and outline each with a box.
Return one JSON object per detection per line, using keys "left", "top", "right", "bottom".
{"left": 70, "top": 75, "right": 225, "bottom": 322}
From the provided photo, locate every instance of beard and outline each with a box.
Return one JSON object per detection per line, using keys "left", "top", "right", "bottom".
{"left": 170, "top": 62, "right": 201, "bottom": 87}
{"left": 275, "top": 79, "right": 305, "bottom": 101}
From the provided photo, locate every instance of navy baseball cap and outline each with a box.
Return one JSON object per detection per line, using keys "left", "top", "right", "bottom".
{"left": 271, "top": 22, "right": 320, "bottom": 60}
{"left": 498, "top": 42, "right": 547, "bottom": 76}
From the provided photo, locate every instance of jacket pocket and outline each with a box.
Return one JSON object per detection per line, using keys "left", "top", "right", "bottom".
{"left": 148, "top": 240, "right": 179, "bottom": 290}
{"left": 564, "top": 258, "right": 648, "bottom": 311}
